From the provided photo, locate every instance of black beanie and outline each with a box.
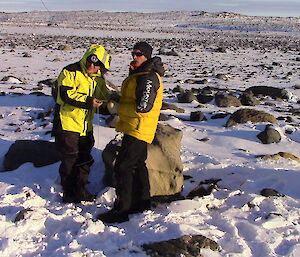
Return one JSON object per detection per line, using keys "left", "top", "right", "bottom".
{"left": 133, "top": 41, "right": 153, "bottom": 59}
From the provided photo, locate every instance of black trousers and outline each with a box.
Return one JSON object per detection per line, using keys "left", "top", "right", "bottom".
{"left": 55, "top": 131, "right": 94, "bottom": 195}
{"left": 114, "top": 134, "right": 150, "bottom": 212}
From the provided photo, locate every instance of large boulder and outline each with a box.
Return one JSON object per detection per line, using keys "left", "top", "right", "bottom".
{"left": 226, "top": 108, "right": 277, "bottom": 127}
{"left": 3, "top": 140, "right": 60, "bottom": 171}
{"left": 102, "top": 124, "right": 184, "bottom": 197}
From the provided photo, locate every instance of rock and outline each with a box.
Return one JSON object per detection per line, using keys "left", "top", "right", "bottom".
{"left": 29, "top": 92, "right": 47, "bottom": 96}
{"left": 256, "top": 152, "right": 300, "bottom": 162}
{"left": 215, "top": 93, "right": 242, "bottom": 107}
{"left": 284, "top": 116, "right": 295, "bottom": 123}
{"left": 159, "top": 113, "right": 169, "bottom": 121}
{"left": 158, "top": 48, "right": 179, "bottom": 56}
{"left": 215, "top": 47, "right": 228, "bottom": 53}
{"left": 226, "top": 108, "right": 277, "bottom": 127}
{"left": 216, "top": 73, "right": 230, "bottom": 79}
{"left": 58, "top": 44, "right": 72, "bottom": 51}
{"left": 257, "top": 125, "right": 281, "bottom": 144}
{"left": 187, "top": 184, "right": 214, "bottom": 198}
{"left": 190, "top": 111, "right": 207, "bottom": 121}
{"left": 14, "top": 208, "right": 33, "bottom": 223}
{"left": 142, "top": 234, "right": 221, "bottom": 257}
{"left": 264, "top": 102, "right": 276, "bottom": 107}
{"left": 197, "top": 137, "right": 210, "bottom": 142}
{"left": 196, "top": 93, "right": 214, "bottom": 104}
{"left": 161, "top": 102, "right": 185, "bottom": 113}
{"left": 201, "top": 86, "right": 214, "bottom": 95}
{"left": 22, "top": 52, "right": 32, "bottom": 57}
{"left": 289, "top": 108, "right": 300, "bottom": 116}
{"left": 172, "top": 85, "right": 184, "bottom": 93}
{"left": 177, "top": 91, "right": 197, "bottom": 103}
{"left": 187, "top": 179, "right": 221, "bottom": 199}
{"left": 38, "top": 78, "right": 57, "bottom": 87}
{"left": 1, "top": 76, "right": 24, "bottom": 84}
{"left": 260, "top": 188, "right": 284, "bottom": 197}
{"left": 245, "top": 86, "right": 289, "bottom": 100}
{"left": 210, "top": 113, "right": 230, "bottom": 119}
{"left": 102, "top": 124, "right": 184, "bottom": 197}
{"left": 240, "top": 91, "right": 260, "bottom": 106}
{"left": 193, "top": 79, "right": 209, "bottom": 84}
{"left": 3, "top": 140, "right": 60, "bottom": 171}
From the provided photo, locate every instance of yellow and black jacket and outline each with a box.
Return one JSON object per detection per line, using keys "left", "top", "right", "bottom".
{"left": 53, "top": 44, "right": 110, "bottom": 136}
{"left": 116, "top": 57, "right": 164, "bottom": 143}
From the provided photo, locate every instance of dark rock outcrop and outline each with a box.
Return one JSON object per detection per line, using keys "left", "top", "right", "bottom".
{"left": 3, "top": 140, "right": 60, "bottom": 171}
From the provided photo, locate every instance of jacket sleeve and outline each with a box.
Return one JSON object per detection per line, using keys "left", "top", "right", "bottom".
{"left": 58, "top": 69, "right": 93, "bottom": 109}
{"left": 136, "top": 72, "right": 160, "bottom": 113}
{"left": 94, "top": 77, "right": 109, "bottom": 100}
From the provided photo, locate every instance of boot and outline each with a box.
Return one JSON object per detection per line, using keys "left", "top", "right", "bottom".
{"left": 76, "top": 184, "right": 96, "bottom": 202}
{"left": 97, "top": 209, "right": 129, "bottom": 223}
{"left": 62, "top": 180, "right": 81, "bottom": 203}
{"left": 128, "top": 199, "right": 151, "bottom": 214}
{"left": 62, "top": 192, "right": 81, "bottom": 203}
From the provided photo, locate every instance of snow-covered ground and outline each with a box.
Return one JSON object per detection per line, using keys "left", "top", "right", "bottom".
{"left": 0, "top": 10, "right": 300, "bottom": 257}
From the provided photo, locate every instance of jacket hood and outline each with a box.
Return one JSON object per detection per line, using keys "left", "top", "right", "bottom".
{"left": 80, "top": 44, "right": 111, "bottom": 77}
{"left": 130, "top": 56, "right": 165, "bottom": 76}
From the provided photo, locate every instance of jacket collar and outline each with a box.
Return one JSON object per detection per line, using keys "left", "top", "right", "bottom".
{"left": 129, "top": 56, "right": 165, "bottom": 77}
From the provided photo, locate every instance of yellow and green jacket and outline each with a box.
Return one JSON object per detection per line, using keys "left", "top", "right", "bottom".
{"left": 53, "top": 44, "right": 110, "bottom": 136}
{"left": 116, "top": 57, "right": 164, "bottom": 143}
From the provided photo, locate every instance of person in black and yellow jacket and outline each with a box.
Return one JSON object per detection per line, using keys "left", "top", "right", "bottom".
{"left": 98, "top": 41, "right": 164, "bottom": 223}
{"left": 52, "top": 44, "right": 111, "bottom": 203}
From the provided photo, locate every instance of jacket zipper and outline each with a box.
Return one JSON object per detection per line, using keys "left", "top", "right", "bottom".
{"left": 83, "top": 79, "right": 95, "bottom": 135}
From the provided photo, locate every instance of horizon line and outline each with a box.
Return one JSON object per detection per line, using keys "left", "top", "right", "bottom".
{"left": 0, "top": 9, "right": 299, "bottom": 19}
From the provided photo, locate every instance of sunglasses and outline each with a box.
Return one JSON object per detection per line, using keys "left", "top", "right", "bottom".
{"left": 131, "top": 51, "right": 144, "bottom": 57}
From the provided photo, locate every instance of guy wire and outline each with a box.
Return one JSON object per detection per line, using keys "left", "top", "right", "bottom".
{"left": 40, "top": 0, "right": 67, "bottom": 35}
{"left": 40, "top": 0, "right": 51, "bottom": 13}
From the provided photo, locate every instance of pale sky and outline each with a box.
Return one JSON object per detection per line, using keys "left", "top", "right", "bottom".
{"left": 0, "top": 0, "right": 299, "bottom": 17}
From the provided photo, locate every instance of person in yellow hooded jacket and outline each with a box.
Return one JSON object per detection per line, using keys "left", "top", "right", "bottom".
{"left": 98, "top": 41, "right": 164, "bottom": 223}
{"left": 52, "top": 44, "right": 111, "bottom": 203}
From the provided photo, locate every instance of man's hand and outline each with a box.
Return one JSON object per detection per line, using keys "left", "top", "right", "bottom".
{"left": 92, "top": 98, "right": 104, "bottom": 108}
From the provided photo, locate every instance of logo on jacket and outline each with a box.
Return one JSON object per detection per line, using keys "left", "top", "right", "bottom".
{"left": 138, "top": 79, "right": 152, "bottom": 111}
